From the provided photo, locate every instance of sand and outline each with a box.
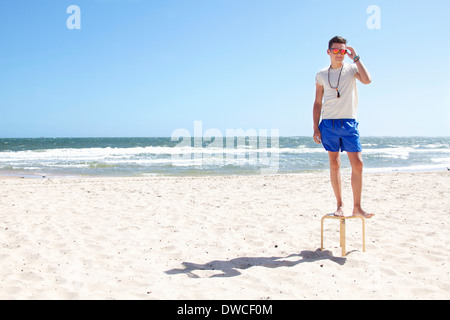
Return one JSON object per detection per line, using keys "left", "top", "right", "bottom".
{"left": 0, "top": 171, "right": 449, "bottom": 299}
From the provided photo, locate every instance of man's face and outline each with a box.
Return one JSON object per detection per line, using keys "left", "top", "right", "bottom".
{"left": 327, "top": 43, "right": 347, "bottom": 64}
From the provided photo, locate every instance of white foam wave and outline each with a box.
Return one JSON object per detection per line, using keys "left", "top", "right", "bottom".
{"left": 1, "top": 144, "right": 449, "bottom": 161}
{"left": 0, "top": 146, "right": 282, "bottom": 161}
{"left": 365, "top": 164, "right": 449, "bottom": 173}
{"left": 1, "top": 144, "right": 449, "bottom": 171}
{"left": 430, "top": 157, "right": 450, "bottom": 164}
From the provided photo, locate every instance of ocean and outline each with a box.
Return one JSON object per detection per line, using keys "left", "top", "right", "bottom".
{"left": 0, "top": 137, "right": 449, "bottom": 177}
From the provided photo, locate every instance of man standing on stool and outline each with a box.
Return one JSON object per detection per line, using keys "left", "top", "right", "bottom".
{"left": 313, "top": 36, "right": 374, "bottom": 218}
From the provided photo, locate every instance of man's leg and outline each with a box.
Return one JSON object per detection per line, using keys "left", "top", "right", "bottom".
{"left": 328, "top": 151, "right": 344, "bottom": 217}
{"left": 347, "top": 152, "right": 374, "bottom": 218}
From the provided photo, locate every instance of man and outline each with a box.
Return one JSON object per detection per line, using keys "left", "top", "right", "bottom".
{"left": 313, "top": 36, "right": 374, "bottom": 218}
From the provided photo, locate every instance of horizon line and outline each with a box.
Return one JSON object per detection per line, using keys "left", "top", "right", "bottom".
{"left": 1, "top": 135, "right": 449, "bottom": 139}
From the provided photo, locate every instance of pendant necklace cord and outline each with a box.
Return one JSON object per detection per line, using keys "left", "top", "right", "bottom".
{"left": 328, "top": 65, "right": 343, "bottom": 98}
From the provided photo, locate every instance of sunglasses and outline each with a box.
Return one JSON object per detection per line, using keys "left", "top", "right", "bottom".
{"left": 330, "top": 48, "right": 348, "bottom": 55}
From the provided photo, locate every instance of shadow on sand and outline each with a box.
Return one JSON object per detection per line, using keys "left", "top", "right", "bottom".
{"left": 165, "top": 249, "right": 346, "bottom": 278}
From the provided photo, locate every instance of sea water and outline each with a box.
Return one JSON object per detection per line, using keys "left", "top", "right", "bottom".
{"left": 0, "top": 137, "right": 448, "bottom": 177}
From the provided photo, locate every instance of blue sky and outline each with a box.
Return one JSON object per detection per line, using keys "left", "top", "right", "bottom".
{"left": 0, "top": 0, "right": 449, "bottom": 137}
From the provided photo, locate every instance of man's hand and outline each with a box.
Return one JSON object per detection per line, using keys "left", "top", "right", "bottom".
{"left": 347, "top": 45, "right": 372, "bottom": 84}
{"left": 313, "top": 128, "right": 322, "bottom": 144}
{"left": 346, "top": 46, "right": 357, "bottom": 61}
{"left": 313, "top": 84, "right": 324, "bottom": 144}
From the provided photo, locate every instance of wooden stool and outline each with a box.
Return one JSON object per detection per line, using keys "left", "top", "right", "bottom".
{"left": 321, "top": 214, "right": 365, "bottom": 257}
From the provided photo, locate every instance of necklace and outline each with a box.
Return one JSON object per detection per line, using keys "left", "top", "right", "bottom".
{"left": 328, "top": 65, "right": 343, "bottom": 98}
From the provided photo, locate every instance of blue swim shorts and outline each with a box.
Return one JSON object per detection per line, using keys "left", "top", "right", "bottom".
{"left": 319, "top": 119, "right": 362, "bottom": 153}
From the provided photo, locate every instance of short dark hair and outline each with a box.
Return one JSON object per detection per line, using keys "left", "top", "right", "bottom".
{"left": 328, "top": 36, "right": 347, "bottom": 49}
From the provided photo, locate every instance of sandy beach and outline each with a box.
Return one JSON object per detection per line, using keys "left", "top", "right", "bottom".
{"left": 0, "top": 171, "right": 448, "bottom": 299}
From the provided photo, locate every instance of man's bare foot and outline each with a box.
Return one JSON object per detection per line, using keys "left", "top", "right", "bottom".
{"left": 334, "top": 205, "right": 345, "bottom": 217}
{"left": 352, "top": 208, "right": 374, "bottom": 219}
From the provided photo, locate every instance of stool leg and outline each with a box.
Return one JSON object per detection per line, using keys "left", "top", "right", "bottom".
{"left": 361, "top": 217, "right": 365, "bottom": 252}
{"left": 321, "top": 217, "right": 325, "bottom": 251}
{"left": 340, "top": 219, "right": 346, "bottom": 256}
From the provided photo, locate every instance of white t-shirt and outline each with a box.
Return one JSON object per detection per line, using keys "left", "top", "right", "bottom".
{"left": 315, "top": 63, "right": 359, "bottom": 119}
